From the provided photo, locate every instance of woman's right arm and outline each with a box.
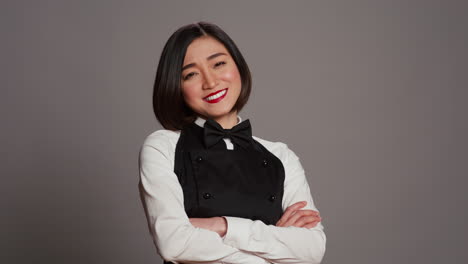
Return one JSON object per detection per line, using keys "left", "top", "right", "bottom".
{"left": 138, "top": 131, "right": 269, "bottom": 264}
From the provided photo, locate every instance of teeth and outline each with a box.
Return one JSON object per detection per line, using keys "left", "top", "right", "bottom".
{"left": 205, "top": 89, "right": 226, "bottom": 101}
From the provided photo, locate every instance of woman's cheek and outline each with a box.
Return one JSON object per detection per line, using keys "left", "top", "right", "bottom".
{"left": 221, "top": 67, "right": 241, "bottom": 82}
{"left": 182, "top": 84, "right": 200, "bottom": 103}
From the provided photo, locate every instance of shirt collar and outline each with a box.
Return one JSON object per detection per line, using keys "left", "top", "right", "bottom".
{"left": 194, "top": 115, "right": 243, "bottom": 128}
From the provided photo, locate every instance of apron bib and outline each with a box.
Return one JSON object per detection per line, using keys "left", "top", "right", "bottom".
{"left": 164, "top": 122, "right": 285, "bottom": 263}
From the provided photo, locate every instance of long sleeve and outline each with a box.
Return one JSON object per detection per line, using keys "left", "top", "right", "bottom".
{"left": 138, "top": 131, "right": 270, "bottom": 264}
{"left": 222, "top": 143, "right": 326, "bottom": 264}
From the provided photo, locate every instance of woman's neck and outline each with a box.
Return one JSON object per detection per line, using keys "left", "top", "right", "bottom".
{"left": 208, "top": 111, "right": 239, "bottom": 129}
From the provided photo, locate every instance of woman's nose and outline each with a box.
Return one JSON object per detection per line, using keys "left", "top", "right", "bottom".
{"left": 202, "top": 69, "right": 219, "bottom": 89}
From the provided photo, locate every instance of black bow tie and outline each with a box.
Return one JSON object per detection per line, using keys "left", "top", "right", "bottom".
{"left": 203, "top": 118, "right": 253, "bottom": 149}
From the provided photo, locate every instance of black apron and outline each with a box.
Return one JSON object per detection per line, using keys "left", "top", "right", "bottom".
{"left": 164, "top": 121, "right": 285, "bottom": 264}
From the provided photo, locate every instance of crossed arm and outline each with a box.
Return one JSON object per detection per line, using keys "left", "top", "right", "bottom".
{"left": 138, "top": 135, "right": 326, "bottom": 264}
{"left": 189, "top": 200, "right": 321, "bottom": 237}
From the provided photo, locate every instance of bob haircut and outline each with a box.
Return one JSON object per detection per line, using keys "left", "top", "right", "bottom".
{"left": 153, "top": 21, "right": 252, "bottom": 131}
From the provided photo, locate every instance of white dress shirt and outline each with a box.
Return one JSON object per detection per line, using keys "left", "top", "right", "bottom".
{"left": 138, "top": 115, "right": 326, "bottom": 264}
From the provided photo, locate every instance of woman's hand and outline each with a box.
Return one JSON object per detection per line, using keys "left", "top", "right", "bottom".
{"left": 276, "top": 201, "right": 321, "bottom": 229}
{"left": 189, "top": 217, "right": 227, "bottom": 237}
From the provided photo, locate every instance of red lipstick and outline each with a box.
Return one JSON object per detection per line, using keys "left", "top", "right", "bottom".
{"left": 203, "top": 88, "right": 228, "bottom": 104}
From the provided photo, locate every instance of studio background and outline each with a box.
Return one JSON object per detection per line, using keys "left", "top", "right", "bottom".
{"left": 2, "top": 1, "right": 467, "bottom": 263}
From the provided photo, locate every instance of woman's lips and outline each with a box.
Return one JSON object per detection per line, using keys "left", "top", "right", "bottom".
{"left": 203, "top": 88, "right": 228, "bottom": 104}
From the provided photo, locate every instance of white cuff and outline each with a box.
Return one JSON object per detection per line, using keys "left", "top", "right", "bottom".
{"left": 222, "top": 216, "right": 255, "bottom": 249}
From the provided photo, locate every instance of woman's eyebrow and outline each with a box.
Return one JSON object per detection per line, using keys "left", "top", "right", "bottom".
{"left": 182, "top": 52, "right": 227, "bottom": 71}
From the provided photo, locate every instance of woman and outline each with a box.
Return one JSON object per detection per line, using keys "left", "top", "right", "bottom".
{"left": 139, "top": 21, "right": 326, "bottom": 264}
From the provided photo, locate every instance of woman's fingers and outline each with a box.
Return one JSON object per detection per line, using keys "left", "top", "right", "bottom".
{"left": 303, "top": 219, "right": 321, "bottom": 229}
{"left": 282, "top": 210, "right": 320, "bottom": 227}
{"left": 276, "top": 201, "right": 307, "bottom": 226}
{"left": 294, "top": 215, "right": 322, "bottom": 228}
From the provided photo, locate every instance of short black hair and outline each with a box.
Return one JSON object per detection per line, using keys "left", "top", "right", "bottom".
{"left": 152, "top": 21, "right": 252, "bottom": 131}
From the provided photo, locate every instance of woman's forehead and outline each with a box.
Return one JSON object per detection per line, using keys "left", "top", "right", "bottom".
{"left": 184, "top": 36, "right": 229, "bottom": 61}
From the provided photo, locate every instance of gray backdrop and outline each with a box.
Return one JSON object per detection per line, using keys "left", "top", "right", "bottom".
{"left": 2, "top": 0, "right": 467, "bottom": 263}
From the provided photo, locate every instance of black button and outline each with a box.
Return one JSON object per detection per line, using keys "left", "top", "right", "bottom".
{"left": 196, "top": 156, "right": 203, "bottom": 162}
{"left": 203, "top": 192, "right": 212, "bottom": 199}
{"left": 262, "top": 159, "right": 268, "bottom": 167}
{"left": 269, "top": 195, "right": 276, "bottom": 202}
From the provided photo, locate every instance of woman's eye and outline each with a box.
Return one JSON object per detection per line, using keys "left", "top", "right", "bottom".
{"left": 214, "top": 61, "right": 226, "bottom": 67}
{"left": 183, "top": 72, "right": 196, "bottom": 80}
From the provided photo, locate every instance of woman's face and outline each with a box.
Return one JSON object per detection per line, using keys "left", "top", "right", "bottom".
{"left": 181, "top": 36, "right": 242, "bottom": 122}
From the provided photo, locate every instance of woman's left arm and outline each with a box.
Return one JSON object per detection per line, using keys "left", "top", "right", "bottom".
{"left": 221, "top": 143, "right": 326, "bottom": 264}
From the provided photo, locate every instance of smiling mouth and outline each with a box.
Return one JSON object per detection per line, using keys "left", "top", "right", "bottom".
{"left": 203, "top": 88, "right": 228, "bottom": 103}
